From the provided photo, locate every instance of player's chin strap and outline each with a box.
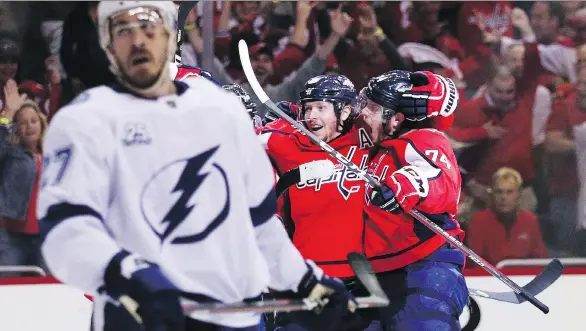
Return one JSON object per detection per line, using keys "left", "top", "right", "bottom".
{"left": 238, "top": 39, "right": 562, "bottom": 315}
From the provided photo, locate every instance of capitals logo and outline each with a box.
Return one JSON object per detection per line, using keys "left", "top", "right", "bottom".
{"left": 140, "top": 146, "right": 230, "bottom": 244}
{"left": 296, "top": 147, "right": 368, "bottom": 200}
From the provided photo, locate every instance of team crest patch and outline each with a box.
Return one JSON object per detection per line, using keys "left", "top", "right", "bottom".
{"left": 122, "top": 123, "right": 152, "bottom": 146}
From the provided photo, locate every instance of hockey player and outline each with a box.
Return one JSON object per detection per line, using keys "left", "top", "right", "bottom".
{"left": 355, "top": 70, "right": 468, "bottom": 330}
{"left": 261, "top": 74, "right": 366, "bottom": 279}
{"left": 259, "top": 75, "right": 371, "bottom": 330}
{"left": 37, "top": 2, "right": 356, "bottom": 331}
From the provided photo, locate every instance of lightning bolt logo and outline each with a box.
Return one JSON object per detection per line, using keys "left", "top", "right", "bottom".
{"left": 160, "top": 146, "right": 220, "bottom": 241}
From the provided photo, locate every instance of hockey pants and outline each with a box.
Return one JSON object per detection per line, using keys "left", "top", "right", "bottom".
{"left": 374, "top": 260, "right": 469, "bottom": 331}
{"left": 273, "top": 260, "right": 467, "bottom": 331}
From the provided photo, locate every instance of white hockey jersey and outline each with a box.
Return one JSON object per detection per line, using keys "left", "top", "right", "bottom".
{"left": 37, "top": 79, "right": 309, "bottom": 327}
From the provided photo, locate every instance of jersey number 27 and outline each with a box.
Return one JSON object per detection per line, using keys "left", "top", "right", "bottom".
{"left": 41, "top": 147, "right": 73, "bottom": 189}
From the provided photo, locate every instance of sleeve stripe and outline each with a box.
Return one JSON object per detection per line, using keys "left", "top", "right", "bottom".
{"left": 250, "top": 188, "right": 277, "bottom": 227}
{"left": 39, "top": 203, "right": 103, "bottom": 242}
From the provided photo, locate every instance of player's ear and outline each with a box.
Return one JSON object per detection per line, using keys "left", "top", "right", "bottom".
{"left": 340, "top": 105, "right": 351, "bottom": 122}
{"left": 390, "top": 112, "right": 405, "bottom": 132}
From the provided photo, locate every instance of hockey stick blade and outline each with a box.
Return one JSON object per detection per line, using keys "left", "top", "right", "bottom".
{"left": 468, "top": 259, "right": 563, "bottom": 304}
{"left": 276, "top": 160, "right": 336, "bottom": 197}
{"left": 347, "top": 252, "right": 390, "bottom": 306}
{"left": 175, "top": 1, "right": 200, "bottom": 64}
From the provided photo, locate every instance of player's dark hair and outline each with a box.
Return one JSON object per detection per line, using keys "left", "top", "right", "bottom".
{"left": 396, "top": 118, "right": 434, "bottom": 136}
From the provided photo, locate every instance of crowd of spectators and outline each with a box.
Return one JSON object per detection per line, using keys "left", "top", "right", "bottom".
{"left": 0, "top": 1, "right": 585, "bottom": 277}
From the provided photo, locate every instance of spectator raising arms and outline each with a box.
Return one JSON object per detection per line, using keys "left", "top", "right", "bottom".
{"left": 0, "top": 94, "right": 47, "bottom": 276}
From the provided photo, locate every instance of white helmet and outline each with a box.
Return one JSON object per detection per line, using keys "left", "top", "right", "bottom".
{"left": 98, "top": 1, "right": 178, "bottom": 93}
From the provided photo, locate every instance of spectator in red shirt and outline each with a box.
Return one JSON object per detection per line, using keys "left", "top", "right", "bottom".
{"left": 544, "top": 65, "right": 586, "bottom": 256}
{"left": 455, "top": 65, "right": 540, "bottom": 212}
{"left": 466, "top": 167, "right": 549, "bottom": 268}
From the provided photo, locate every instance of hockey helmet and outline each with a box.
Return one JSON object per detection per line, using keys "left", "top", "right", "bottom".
{"left": 223, "top": 84, "right": 257, "bottom": 113}
{"left": 358, "top": 70, "right": 459, "bottom": 129}
{"left": 357, "top": 70, "right": 412, "bottom": 122}
{"left": 98, "top": 1, "right": 177, "bottom": 93}
{"left": 222, "top": 84, "right": 262, "bottom": 128}
{"left": 299, "top": 74, "right": 356, "bottom": 106}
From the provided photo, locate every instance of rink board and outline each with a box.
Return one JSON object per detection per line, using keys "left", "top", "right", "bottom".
{"left": 0, "top": 268, "right": 584, "bottom": 331}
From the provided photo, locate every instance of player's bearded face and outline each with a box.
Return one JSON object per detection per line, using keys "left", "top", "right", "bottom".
{"left": 302, "top": 101, "right": 343, "bottom": 142}
{"left": 109, "top": 8, "right": 169, "bottom": 89}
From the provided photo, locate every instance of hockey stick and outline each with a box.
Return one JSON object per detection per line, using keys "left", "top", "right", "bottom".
{"left": 276, "top": 160, "right": 336, "bottom": 197}
{"left": 238, "top": 39, "right": 562, "bottom": 314}
{"left": 347, "top": 252, "right": 389, "bottom": 304}
{"left": 175, "top": 1, "right": 200, "bottom": 64}
{"left": 180, "top": 295, "right": 386, "bottom": 315}
{"left": 181, "top": 253, "right": 388, "bottom": 314}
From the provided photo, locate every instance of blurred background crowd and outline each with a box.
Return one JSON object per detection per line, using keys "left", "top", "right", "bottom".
{"left": 0, "top": 0, "right": 585, "bottom": 277}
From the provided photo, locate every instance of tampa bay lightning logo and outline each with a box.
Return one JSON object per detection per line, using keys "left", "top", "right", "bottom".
{"left": 140, "top": 146, "right": 230, "bottom": 244}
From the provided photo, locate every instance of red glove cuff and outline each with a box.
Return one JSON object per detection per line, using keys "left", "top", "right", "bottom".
{"left": 382, "top": 166, "right": 429, "bottom": 213}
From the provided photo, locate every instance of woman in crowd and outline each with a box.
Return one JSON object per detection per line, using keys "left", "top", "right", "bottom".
{"left": 0, "top": 98, "right": 47, "bottom": 276}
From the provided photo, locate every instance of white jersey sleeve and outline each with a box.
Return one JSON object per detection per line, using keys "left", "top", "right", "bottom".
{"left": 38, "top": 100, "right": 119, "bottom": 294}
{"left": 232, "top": 102, "right": 308, "bottom": 292}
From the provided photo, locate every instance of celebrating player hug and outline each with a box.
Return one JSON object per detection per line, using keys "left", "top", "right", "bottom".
{"left": 32, "top": 1, "right": 565, "bottom": 330}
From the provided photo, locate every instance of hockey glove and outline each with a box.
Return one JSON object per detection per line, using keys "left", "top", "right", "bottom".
{"left": 284, "top": 261, "right": 357, "bottom": 331}
{"left": 370, "top": 166, "right": 429, "bottom": 214}
{"left": 398, "top": 71, "right": 459, "bottom": 124}
{"left": 297, "top": 261, "right": 357, "bottom": 312}
{"left": 104, "top": 251, "right": 185, "bottom": 331}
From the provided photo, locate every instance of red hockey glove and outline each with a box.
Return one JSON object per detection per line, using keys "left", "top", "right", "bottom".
{"left": 369, "top": 166, "right": 429, "bottom": 214}
{"left": 398, "top": 71, "right": 459, "bottom": 128}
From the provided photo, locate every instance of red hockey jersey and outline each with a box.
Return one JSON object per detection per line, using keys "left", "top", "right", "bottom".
{"left": 363, "top": 129, "right": 465, "bottom": 273}
{"left": 261, "top": 122, "right": 373, "bottom": 278}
